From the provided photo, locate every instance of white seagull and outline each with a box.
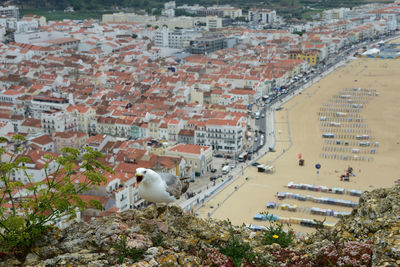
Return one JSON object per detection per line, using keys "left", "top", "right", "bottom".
{"left": 135, "top": 167, "right": 189, "bottom": 204}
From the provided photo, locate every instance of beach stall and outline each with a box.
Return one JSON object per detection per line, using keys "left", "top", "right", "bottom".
{"left": 300, "top": 219, "right": 318, "bottom": 228}
{"left": 266, "top": 202, "right": 276, "bottom": 209}
{"left": 322, "top": 133, "right": 335, "bottom": 138}
{"left": 277, "top": 192, "right": 286, "bottom": 200}
{"left": 253, "top": 214, "right": 266, "bottom": 221}
{"left": 323, "top": 222, "right": 335, "bottom": 229}
{"left": 289, "top": 217, "right": 302, "bottom": 224}
{"left": 333, "top": 211, "right": 351, "bottom": 217}
{"left": 277, "top": 217, "right": 290, "bottom": 224}
{"left": 332, "top": 188, "right": 345, "bottom": 194}
{"left": 257, "top": 165, "right": 266, "bottom": 172}
{"left": 311, "top": 207, "right": 327, "bottom": 216}
{"left": 349, "top": 189, "right": 362, "bottom": 197}
{"left": 288, "top": 205, "right": 298, "bottom": 212}
{"left": 280, "top": 204, "right": 289, "bottom": 211}
{"left": 253, "top": 213, "right": 278, "bottom": 221}
{"left": 246, "top": 224, "right": 267, "bottom": 232}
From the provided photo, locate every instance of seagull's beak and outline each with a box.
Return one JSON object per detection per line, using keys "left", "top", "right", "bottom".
{"left": 136, "top": 173, "right": 144, "bottom": 188}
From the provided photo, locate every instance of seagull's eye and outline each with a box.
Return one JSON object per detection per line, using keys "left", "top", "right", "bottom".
{"left": 143, "top": 170, "right": 147, "bottom": 174}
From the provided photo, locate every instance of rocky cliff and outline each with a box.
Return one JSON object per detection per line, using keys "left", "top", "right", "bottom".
{"left": 1, "top": 186, "right": 400, "bottom": 267}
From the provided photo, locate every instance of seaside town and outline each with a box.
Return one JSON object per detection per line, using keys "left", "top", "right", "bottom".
{"left": 0, "top": 1, "right": 400, "bottom": 233}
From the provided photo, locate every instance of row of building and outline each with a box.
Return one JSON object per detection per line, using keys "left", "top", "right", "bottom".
{"left": 1, "top": 1, "right": 400, "bottom": 219}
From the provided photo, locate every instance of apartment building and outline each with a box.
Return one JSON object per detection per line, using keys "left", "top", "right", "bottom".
{"left": 166, "top": 143, "right": 212, "bottom": 176}
{"left": 30, "top": 95, "right": 70, "bottom": 119}
{"left": 193, "top": 117, "right": 244, "bottom": 153}
{"left": 0, "top": 5, "right": 19, "bottom": 19}
{"left": 41, "top": 110, "right": 77, "bottom": 134}
{"left": 249, "top": 8, "right": 276, "bottom": 25}
{"left": 154, "top": 27, "right": 201, "bottom": 49}
{"left": 189, "top": 35, "right": 227, "bottom": 54}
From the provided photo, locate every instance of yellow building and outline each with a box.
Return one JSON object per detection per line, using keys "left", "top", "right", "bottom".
{"left": 166, "top": 144, "right": 212, "bottom": 176}
{"left": 190, "top": 88, "right": 204, "bottom": 105}
{"left": 289, "top": 50, "right": 319, "bottom": 65}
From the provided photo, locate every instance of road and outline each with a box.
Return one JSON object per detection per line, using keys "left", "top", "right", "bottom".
{"left": 179, "top": 32, "right": 400, "bottom": 213}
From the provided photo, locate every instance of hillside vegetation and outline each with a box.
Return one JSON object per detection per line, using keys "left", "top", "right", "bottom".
{"left": 3, "top": 0, "right": 394, "bottom": 21}
{"left": 1, "top": 185, "right": 400, "bottom": 266}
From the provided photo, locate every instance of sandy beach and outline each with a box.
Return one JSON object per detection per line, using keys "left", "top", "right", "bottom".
{"left": 196, "top": 56, "right": 400, "bottom": 233}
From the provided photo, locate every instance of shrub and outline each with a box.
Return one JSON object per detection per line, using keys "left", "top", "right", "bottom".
{"left": 270, "top": 248, "right": 313, "bottom": 267}
{"left": 0, "top": 135, "right": 112, "bottom": 257}
{"left": 151, "top": 232, "right": 165, "bottom": 247}
{"left": 261, "top": 220, "right": 294, "bottom": 248}
{"left": 112, "top": 236, "right": 145, "bottom": 264}
{"left": 201, "top": 246, "right": 231, "bottom": 267}
{"left": 316, "top": 241, "right": 372, "bottom": 267}
{"left": 220, "top": 223, "right": 255, "bottom": 267}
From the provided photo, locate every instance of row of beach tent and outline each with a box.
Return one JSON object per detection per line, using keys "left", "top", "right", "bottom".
{"left": 286, "top": 182, "right": 362, "bottom": 196}
{"left": 277, "top": 192, "right": 359, "bottom": 207}
{"left": 253, "top": 213, "right": 335, "bottom": 229}
{"left": 265, "top": 202, "right": 351, "bottom": 217}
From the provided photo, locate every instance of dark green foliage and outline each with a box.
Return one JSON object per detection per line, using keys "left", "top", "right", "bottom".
{"left": 220, "top": 223, "right": 255, "bottom": 267}
{"left": 261, "top": 221, "right": 294, "bottom": 248}
{"left": 112, "top": 236, "right": 145, "bottom": 264}
{"left": 0, "top": 135, "right": 112, "bottom": 257}
{"left": 151, "top": 232, "right": 165, "bottom": 247}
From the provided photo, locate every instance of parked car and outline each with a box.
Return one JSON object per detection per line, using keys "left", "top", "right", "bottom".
{"left": 211, "top": 168, "right": 217, "bottom": 173}
{"left": 251, "top": 162, "right": 261, "bottom": 167}
{"left": 214, "top": 154, "right": 223, "bottom": 158}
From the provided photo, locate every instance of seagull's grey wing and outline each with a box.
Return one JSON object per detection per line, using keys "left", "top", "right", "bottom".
{"left": 158, "top": 173, "right": 182, "bottom": 200}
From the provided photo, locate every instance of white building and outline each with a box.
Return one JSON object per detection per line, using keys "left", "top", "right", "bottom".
{"left": 221, "top": 7, "right": 242, "bottom": 19}
{"left": 41, "top": 110, "right": 77, "bottom": 134}
{"left": 11, "top": 150, "right": 58, "bottom": 184}
{"left": 195, "top": 117, "right": 244, "bottom": 153}
{"left": 165, "top": 1, "right": 176, "bottom": 9}
{"left": 322, "top": 8, "right": 350, "bottom": 21}
{"left": 207, "top": 16, "right": 223, "bottom": 30}
{"left": 30, "top": 95, "right": 70, "bottom": 119}
{"left": 0, "top": 5, "right": 19, "bottom": 19}
{"left": 162, "top": 8, "right": 175, "bottom": 17}
{"left": 14, "top": 30, "right": 64, "bottom": 44}
{"left": 154, "top": 27, "right": 201, "bottom": 49}
{"left": 15, "top": 20, "right": 39, "bottom": 33}
{"left": 248, "top": 8, "right": 276, "bottom": 25}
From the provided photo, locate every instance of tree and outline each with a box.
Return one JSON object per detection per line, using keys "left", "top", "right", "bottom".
{"left": 0, "top": 135, "right": 112, "bottom": 257}
{"left": 132, "top": 33, "right": 138, "bottom": 38}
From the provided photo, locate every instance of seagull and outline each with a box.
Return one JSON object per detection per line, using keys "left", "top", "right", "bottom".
{"left": 135, "top": 167, "right": 189, "bottom": 204}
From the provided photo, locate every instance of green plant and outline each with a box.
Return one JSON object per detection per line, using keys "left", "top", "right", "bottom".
{"left": 112, "top": 236, "right": 145, "bottom": 264}
{"left": 260, "top": 214, "right": 294, "bottom": 248}
{"left": 220, "top": 223, "right": 255, "bottom": 267}
{"left": 151, "top": 232, "right": 165, "bottom": 247}
{"left": 0, "top": 135, "right": 112, "bottom": 257}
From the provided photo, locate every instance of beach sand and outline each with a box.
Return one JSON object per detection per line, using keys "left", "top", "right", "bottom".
{"left": 196, "top": 57, "right": 400, "bottom": 233}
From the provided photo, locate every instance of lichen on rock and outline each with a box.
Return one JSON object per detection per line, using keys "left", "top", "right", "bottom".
{"left": 1, "top": 186, "right": 400, "bottom": 266}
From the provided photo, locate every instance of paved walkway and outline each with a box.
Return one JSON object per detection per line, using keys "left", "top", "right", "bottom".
{"left": 180, "top": 34, "right": 400, "bottom": 215}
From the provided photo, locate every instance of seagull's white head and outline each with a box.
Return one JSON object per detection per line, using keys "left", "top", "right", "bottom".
{"left": 135, "top": 167, "right": 160, "bottom": 188}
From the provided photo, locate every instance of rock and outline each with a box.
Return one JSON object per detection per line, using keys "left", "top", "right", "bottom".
{"left": 0, "top": 258, "right": 21, "bottom": 267}
{"left": 23, "top": 253, "right": 39, "bottom": 266}
{"left": 2, "top": 186, "right": 400, "bottom": 266}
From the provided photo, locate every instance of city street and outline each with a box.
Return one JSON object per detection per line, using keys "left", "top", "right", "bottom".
{"left": 179, "top": 32, "right": 400, "bottom": 214}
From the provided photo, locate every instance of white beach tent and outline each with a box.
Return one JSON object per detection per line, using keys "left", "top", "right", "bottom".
{"left": 362, "top": 48, "right": 380, "bottom": 55}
